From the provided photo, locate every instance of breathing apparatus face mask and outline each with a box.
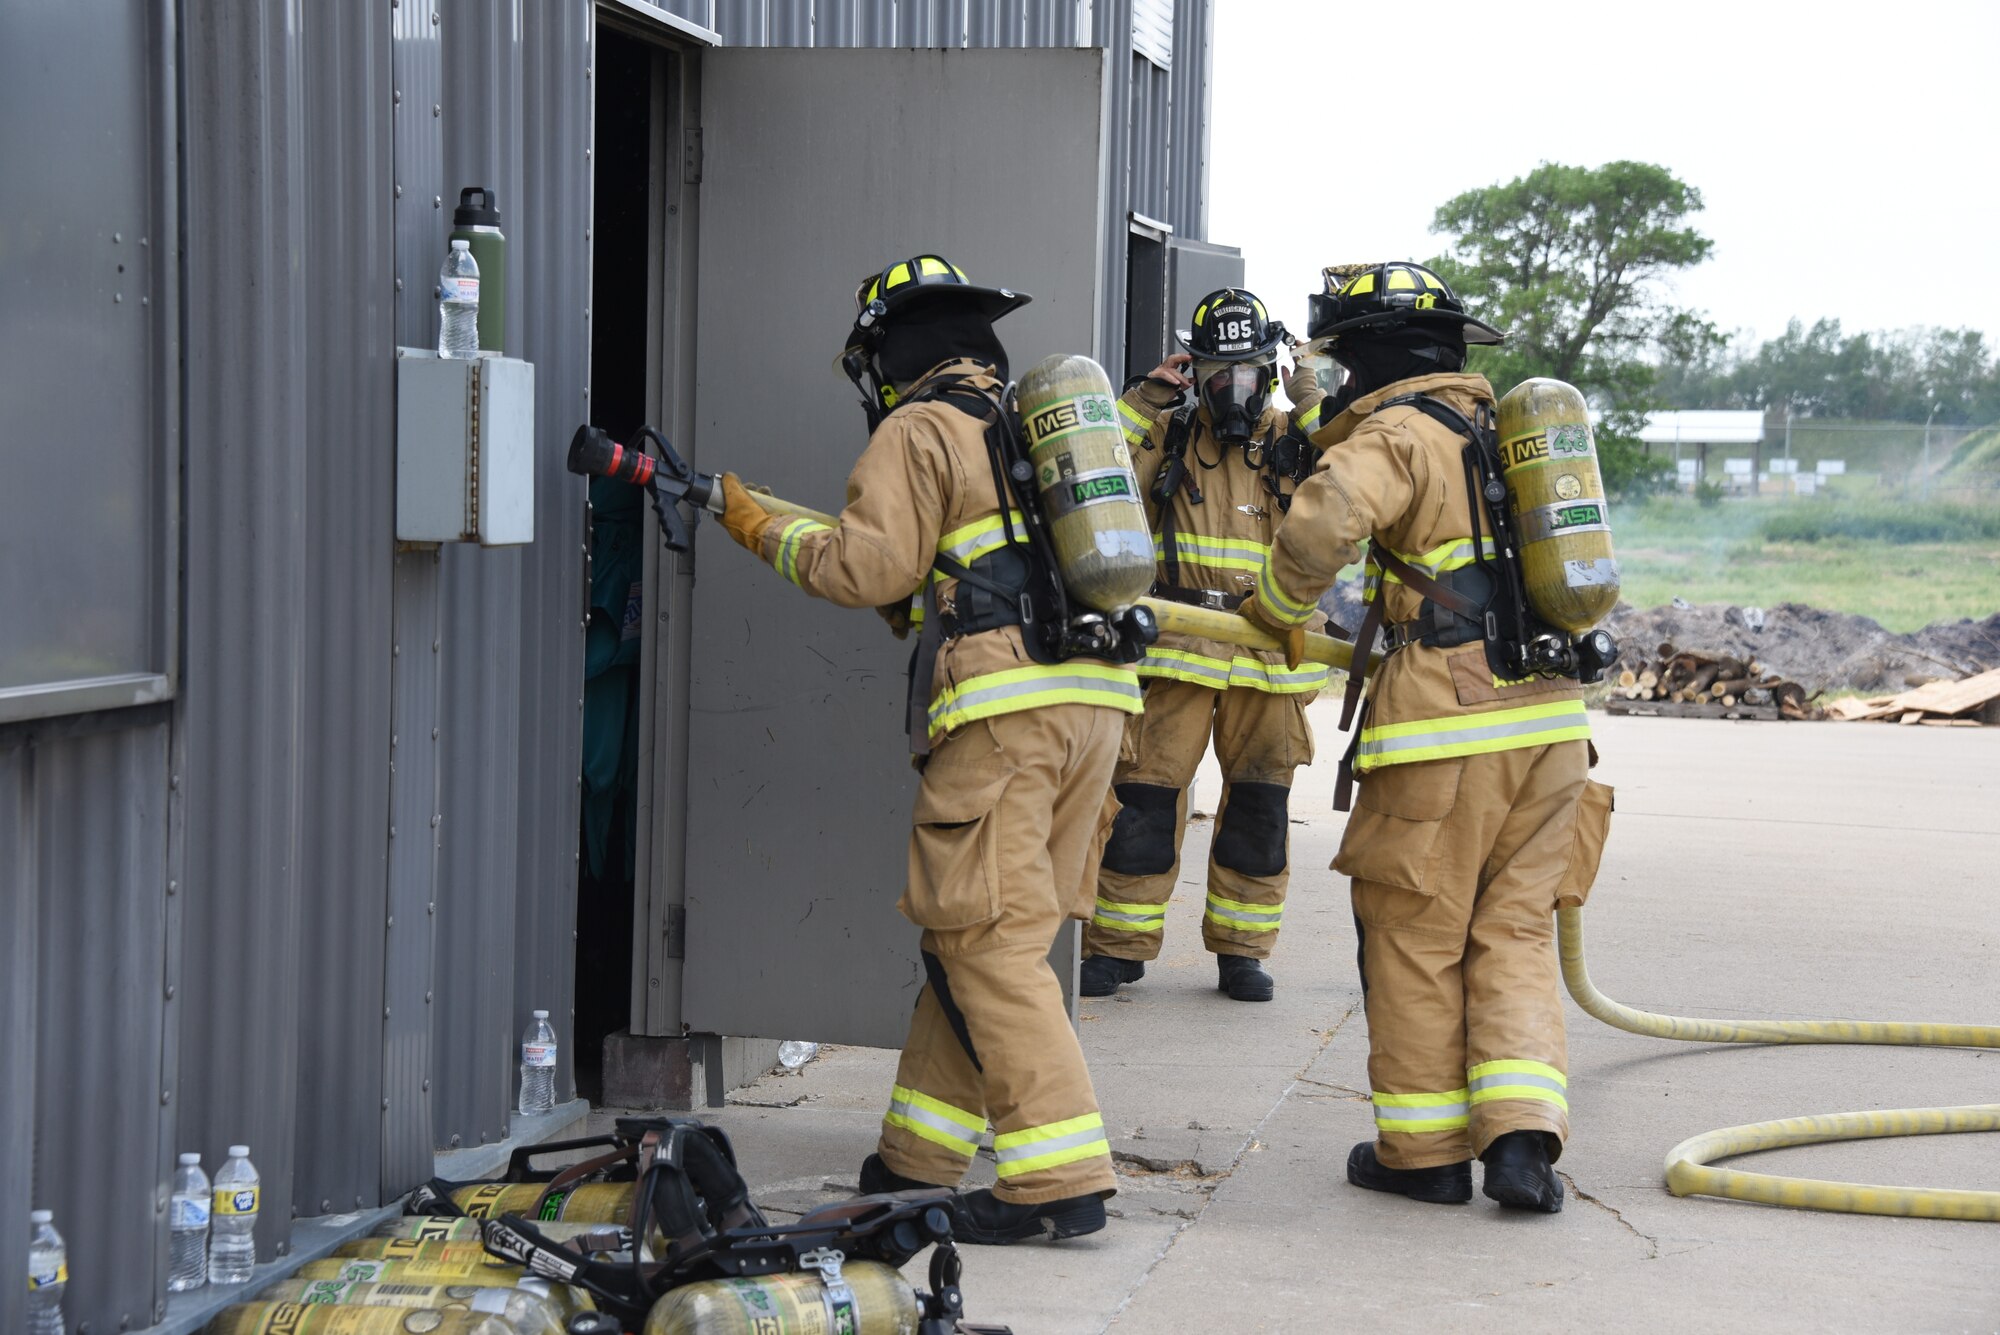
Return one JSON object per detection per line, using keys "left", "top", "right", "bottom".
{"left": 1196, "top": 361, "right": 1271, "bottom": 445}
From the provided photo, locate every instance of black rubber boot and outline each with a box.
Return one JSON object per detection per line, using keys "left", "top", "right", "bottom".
{"left": 1480, "top": 1131, "right": 1564, "bottom": 1212}
{"left": 951, "top": 1187, "right": 1107, "bottom": 1245}
{"left": 1215, "top": 953, "right": 1275, "bottom": 1002}
{"left": 1080, "top": 954, "right": 1145, "bottom": 997}
{"left": 1345, "top": 1141, "right": 1473, "bottom": 1204}
{"left": 858, "top": 1152, "right": 947, "bottom": 1195}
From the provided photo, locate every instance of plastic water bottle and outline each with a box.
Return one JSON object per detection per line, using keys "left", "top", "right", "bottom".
{"left": 208, "top": 1145, "right": 260, "bottom": 1284}
{"left": 169, "top": 1151, "right": 211, "bottom": 1291}
{"left": 437, "top": 239, "right": 480, "bottom": 359}
{"left": 777, "top": 1041, "right": 820, "bottom": 1070}
{"left": 519, "top": 1009, "right": 557, "bottom": 1115}
{"left": 27, "top": 1209, "right": 65, "bottom": 1335}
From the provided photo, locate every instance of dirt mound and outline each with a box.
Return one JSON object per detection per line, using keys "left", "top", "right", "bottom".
{"left": 1319, "top": 577, "right": 2000, "bottom": 694}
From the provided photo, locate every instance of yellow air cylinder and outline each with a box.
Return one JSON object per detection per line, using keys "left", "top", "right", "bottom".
{"left": 286, "top": 1263, "right": 595, "bottom": 1322}
{"left": 204, "top": 1304, "right": 525, "bottom": 1335}
{"left": 1494, "top": 377, "right": 1620, "bottom": 632}
{"left": 643, "top": 1262, "right": 920, "bottom": 1335}
{"left": 1013, "top": 354, "right": 1156, "bottom": 613}
{"left": 254, "top": 1281, "right": 566, "bottom": 1335}
{"left": 336, "top": 1240, "right": 514, "bottom": 1266}
{"left": 449, "top": 1182, "right": 632, "bottom": 1225}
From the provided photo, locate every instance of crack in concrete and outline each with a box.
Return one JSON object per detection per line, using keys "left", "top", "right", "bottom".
{"left": 1557, "top": 1170, "right": 1660, "bottom": 1259}
{"left": 1099, "top": 999, "right": 1362, "bottom": 1333}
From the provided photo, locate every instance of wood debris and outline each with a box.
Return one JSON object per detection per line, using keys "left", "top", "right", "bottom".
{"left": 1605, "top": 642, "right": 1820, "bottom": 721}
{"left": 1823, "top": 665, "right": 2000, "bottom": 727}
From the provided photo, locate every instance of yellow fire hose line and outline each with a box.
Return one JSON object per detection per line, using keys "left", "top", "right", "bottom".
{"left": 735, "top": 489, "right": 1366, "bottom": 672}
{"left": 1557, "top": 907, "right": 2000, "bottom": 1221}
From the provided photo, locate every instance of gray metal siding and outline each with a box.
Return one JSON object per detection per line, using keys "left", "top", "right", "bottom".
{"left": 33, "top": 720, "right": 172, "bottom": 1333}
{"left": 294, "top": 0, "right": 396, "bottom": 1218}
{"left": 0, "top": 744, "right": 34, "bottom": 1335}
{"left": 177, "top": 0, "right": 309, "bottom": 1277}
{"left": 514, "top": 0, "right": 593, "bottom": 1104}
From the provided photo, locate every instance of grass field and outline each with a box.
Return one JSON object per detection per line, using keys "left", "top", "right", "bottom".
{"left": 1614, "top": 496, "right": 2000, "bottom": 632}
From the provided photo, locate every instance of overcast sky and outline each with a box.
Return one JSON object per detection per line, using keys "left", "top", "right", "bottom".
{"left": 1207, "top": 0, "right": 2000, "bottom": 352}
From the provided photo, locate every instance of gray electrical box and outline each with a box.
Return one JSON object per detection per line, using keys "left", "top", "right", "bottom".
{"left": 395, "top": 348, "right": 535, "bottom": 545}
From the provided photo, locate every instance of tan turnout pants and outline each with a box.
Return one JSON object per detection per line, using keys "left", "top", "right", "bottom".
{"left": 1334, "top": 740, "right": 1613, "bottom": 1169}
{"left": 1085, "top": 677, "right": 1314, "bottom": 962}
{"left": 877, "top": 703, "right": 1124, "bottom": 1203}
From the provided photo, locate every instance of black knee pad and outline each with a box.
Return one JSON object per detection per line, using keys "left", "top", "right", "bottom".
{"left": 1213, "top": 782, "right": 1289, "bottom": 877}
{"left": 1102, "top": 782, "right": 1179, "bottom": 876}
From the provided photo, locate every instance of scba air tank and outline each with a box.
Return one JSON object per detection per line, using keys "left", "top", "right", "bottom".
{"left": 644, "top": 1261, "right": 920, "bottom": 1335}
{"left": 253, "top": 1280, "right": 567, "bottom": 1335}
{"left": 1494, "top": 378, "right": 1620, "bottom": 632}
{"left": 204, "top": 1304, "right": 527, "bottom": 1335}
{"left": 1013, "top": 354, "right": 1156, "bottom": 612}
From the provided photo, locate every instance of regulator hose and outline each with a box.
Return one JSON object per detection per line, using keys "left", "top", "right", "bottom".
{"left": 1556, "top": 906, "right": 2000, "bottom": 1221}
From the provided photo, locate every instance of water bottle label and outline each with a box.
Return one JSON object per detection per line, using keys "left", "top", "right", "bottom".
{"left": 214, "top": 1185, "right": 261, "bottom": 1215}
{"left": 523, "top": 1042, "right": 557, "bottom": 1067}
{"left": 171, "top": 1196, "right": 211, "bottom": 1228}
{"left": 29, "top": 1261, "right": 67, "bottom": 1289}
{"left": 442, "top": 276, "right": 480, "bottom": 302}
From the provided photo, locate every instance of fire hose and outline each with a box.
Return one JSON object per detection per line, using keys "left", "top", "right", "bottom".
{"left": 1557, "top": 907, "right": 2000, "bottom": 1220}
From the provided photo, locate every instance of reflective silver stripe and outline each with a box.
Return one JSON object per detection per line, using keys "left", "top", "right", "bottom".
{"left": 1093, "top": 906, "right": 1164, "bottom": 926}
{"left": 1205, "top": 904, "right": 1280, "bottom": 926}
{"left": 927, "top": 671, "right": 1143, "bottom": 726}
{"left": 887, "top": 1096, "right": 982, "bottom": 1150}
{"left": 1372, "top": 1102, "right": 1468, "bottom": 1123}
{"left": 993, "top": 1124, "right": 1107, "bottom": 1166}
{"left": 1361, "top": 711, "right": 1587, "bottom": 759}
{"left": 1137, "top": 651, "right": 1231, "bottom": 686}
{"left": 1469, "top": 1072, "right": 1567, "bottom": 1096}
{"left": 937, "top": 512, "right": 1026, "bottom": 565}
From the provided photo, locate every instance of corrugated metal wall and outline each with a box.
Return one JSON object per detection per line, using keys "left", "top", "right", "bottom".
{"left": 5, "top": 2, "right": 594, "bottom": 1327}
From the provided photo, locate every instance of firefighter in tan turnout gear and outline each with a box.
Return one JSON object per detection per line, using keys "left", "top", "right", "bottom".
{"left": 1081, "top": 289, "right": 1330, "bottom": 1004}
{"left": 715, "top": 255, "right": 1140, "bottom": 1244}
{"left": 1244, "top": 262, "right": 1614, "bottom": 1213}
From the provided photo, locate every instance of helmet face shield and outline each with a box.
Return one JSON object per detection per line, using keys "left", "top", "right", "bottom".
{"left": 1196, "top": 360, "right": 1271, "bottom": 444}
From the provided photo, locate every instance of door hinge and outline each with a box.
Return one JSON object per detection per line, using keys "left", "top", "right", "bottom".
{"left": 682, "top": 127, "right": 703, "bottom": 186}
{"left": 666, "top": 903, "right": 686, "bottom": 960}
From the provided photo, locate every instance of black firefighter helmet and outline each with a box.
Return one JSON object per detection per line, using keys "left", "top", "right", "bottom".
{"left": 1174, "top": 287, "right": 1287, "bottom": 444}
{"left": 1304, "top": 261, "right": 1505, "bottom": 354}
{"left": 838, "top": 255, "right": 1030, "bottom": 425}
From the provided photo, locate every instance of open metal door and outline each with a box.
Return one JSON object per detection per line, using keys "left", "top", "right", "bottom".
{"left": 679, "top": 48, "right": 1112, "bottom": 1047}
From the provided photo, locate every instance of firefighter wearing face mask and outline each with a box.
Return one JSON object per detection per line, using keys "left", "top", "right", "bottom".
{"left": 1242, "top": 261, "right": 1615, "bottom": 1214}
{"left": 1080, "top": 289, "right": 1332, "bottom": 1004}
{"left": 715, "top": 255, "right": 1141, "bottom": 1244}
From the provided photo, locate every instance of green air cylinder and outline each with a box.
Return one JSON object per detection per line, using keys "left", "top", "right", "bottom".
{"left": 254, "top": 1280, "right": 566, "bottom": 1335}
{"left": 1013, "top": 354, "right": 1156, "bottom": 613}
{"left": 1494, "top": 377, "right": 1620, "bottom": 632}
{"left": 643, "top": 1262, "right": 921, "bottom": 1335}
{"left": 450, "top": 187, "right": 506, "bottom": 353}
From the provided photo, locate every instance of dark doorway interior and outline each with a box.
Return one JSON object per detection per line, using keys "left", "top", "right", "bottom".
{"left": 574, "top": 24, "right": 656, "bottom": 1103}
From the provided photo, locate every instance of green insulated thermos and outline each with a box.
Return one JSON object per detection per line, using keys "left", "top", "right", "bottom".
{"left": 450, "top": 187, "right": 506, "bottom": 353}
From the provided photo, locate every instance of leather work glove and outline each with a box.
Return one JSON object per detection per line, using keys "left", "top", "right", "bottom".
{"left": 718, "top": 473, "right": 778, "bottom": 554}
{"left": 1242, "top": 590, "right": 1308, "bottom": 670}
{"left": 875, "top": 598, "right": 914, "bottom": 640}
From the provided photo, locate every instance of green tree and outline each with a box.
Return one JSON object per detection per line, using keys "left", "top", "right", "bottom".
{"left": 1428, "top": 161, "right": 1714, "bottom": 497}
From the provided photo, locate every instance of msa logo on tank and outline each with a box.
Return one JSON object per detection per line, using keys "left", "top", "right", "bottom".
{"left": 1521, "top": 498, "right": 1611, "bottom": 544}
{"left": 1027, "top": 392, "right": 1117, "bottom": 445}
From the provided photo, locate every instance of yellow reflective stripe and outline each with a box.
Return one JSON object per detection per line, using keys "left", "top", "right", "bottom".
{"left": 1295, "top": 401, "right": 1322, "bottom": 434}
{"left": 1094, "top": 897, "right": 1166, "bottom": 919}
{"left": 1138, "top": 647, "right": 1328, "bottom": 694}
{"left": 1154, "top": 532, "right": 1270, "bottom": 573}
{"left": 1357, "top": 699, "right": 1590, "bottom": 771}
{"left": 885, "top": 1083, "right": 987, "bottom": 1157}
{"left": 1375, "top": 536, "right": 1498, "bottom": 586}
{"left": 927, "top": 663, "right": 1142, "bottom": 736}
{"left": 769, "top": 516, "right": 832, "bottom": 587}
{"left": 1118, "top": 394, "right": 1153, "bottom": 446}
{"left": 1253, "top": 552, "right": 1316, "bottom": 626}
{"left": 936, "top": 510, "right": 1027, "bottom": 565}
{"left": 918, "top": 256, "right": 951, "bottom": 276}
{"left": 992, "top": 1113, "right": 1110, "bottom": 1178}
{"left": 1204, "top": 893, "right": 1281, "bottom": 931}
{"left": 1467, "top": 1060, "right": 1568, "bottom": 1110}
{"left": 1372, "top": 1088, "right": 1470, "bottom": 1132}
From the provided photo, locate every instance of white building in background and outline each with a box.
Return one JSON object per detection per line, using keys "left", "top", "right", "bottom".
{"left": 1638, "top": 410, "right": 1767, "bottom": 489}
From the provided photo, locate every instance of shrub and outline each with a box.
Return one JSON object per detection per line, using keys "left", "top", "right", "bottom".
{"left": 1760, "top": 502, "right": 2000, "bottom": 544}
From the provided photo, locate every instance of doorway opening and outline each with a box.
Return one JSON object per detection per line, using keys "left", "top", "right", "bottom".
{"left": 574, "top": 20, "right": 667, "bottom": 1102}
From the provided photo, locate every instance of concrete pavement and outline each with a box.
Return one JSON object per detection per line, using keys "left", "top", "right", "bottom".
{"left": 594, "top": 706, "right": 2000, "bottom": 1332}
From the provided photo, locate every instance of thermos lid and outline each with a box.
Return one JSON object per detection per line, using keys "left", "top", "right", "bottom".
{"left": 454, "top": 186, "right": 500, "bottom": 228}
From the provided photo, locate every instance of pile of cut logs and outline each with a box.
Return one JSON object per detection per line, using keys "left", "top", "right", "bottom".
{"left": 1608, "top": 643, "right": 1819, "bottom": 721}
